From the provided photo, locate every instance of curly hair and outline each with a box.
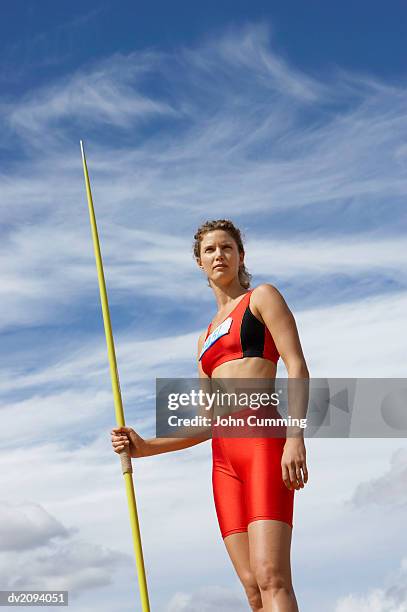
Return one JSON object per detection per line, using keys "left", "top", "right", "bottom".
{"left": 193, "top": 219, "right": 252, "bottom": 289}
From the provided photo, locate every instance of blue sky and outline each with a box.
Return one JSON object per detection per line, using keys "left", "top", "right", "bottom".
{"left": 1, "top": 3, "right": 407, "bottom": 612}
{"left": 2, "top": 0, "right": 407, "bottom": 95}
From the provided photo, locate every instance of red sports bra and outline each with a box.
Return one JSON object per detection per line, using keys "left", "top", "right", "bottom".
{"left": 199, "top": 288, "right": 280, "bottom": 377}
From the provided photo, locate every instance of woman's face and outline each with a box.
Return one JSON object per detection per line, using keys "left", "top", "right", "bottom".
{"left": 198, "top": 229, "right": 244, "bottom": 285}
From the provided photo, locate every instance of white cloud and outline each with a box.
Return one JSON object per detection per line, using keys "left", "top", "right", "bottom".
{"left": 0, "top": 501, "right": 129, "bottom": 593}
{"left": 184, "top": 22, "right": 327, "bottom": 103}
{"left": 6, "top": 50, "right": 175, "bottom": 141}
{"left": 334, "top": 557, "right": 407, "bottom": 612}
{"left": 295, "top": 291, "right": 407, "bottom": 377}
{"left": 249, "top": 236, "right": 407, "bottom": 279}
{"left": 346, "top": 446, "right": 407, "bottom": 508}
{"left": 167, "top": 585, "right": 246, "bottom": 611}
{"left": 0, "top": 501, "right": 71, "bottom": 551}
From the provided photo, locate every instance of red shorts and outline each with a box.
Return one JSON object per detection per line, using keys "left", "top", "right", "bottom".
{"left": 211, "top": 420, "right": 295, "bottom": 538}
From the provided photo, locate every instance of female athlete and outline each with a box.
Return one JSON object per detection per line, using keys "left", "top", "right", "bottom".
{"left": 111, "top": 219, "right": 309, "bottom": 611}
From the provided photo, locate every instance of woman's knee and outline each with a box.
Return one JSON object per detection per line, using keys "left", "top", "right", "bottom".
{"left": 253, "top": 561, "right": 292, "bottom": 594}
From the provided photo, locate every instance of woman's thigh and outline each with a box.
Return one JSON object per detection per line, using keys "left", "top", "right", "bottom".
{"left": 224, "top": 531, "right": 252, "bottom": 578}
{"left": 248, "top": 519, "right": 294, "bottom": 585}
{"left": 224, "top": 531, "right": 262, "bottom": 605}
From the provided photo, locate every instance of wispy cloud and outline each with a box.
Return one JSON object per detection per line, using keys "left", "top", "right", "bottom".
{"left": 4, "top": 49, "right": 175, "bottom": 146}
{"left": 1, "top": 218, "right": 406, "bottom": 331}
{"left": 0, "top": 22, "right": 406, "bottom": 335}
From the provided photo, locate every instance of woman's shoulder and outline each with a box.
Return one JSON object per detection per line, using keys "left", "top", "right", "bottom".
{"left": 251, "top": 283, "right": 284, "bottom": 301}
{"left": 251, "top": 283, "right": 288, "bottom": 315}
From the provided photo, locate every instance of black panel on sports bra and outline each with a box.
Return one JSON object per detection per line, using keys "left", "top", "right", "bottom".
{"left": 240, "top": 305, "right": 266, "bottom": 358}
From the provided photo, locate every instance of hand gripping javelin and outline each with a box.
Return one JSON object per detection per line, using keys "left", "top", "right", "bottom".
{"left": 80, "top": 140, "right": 150, "bottom": 611}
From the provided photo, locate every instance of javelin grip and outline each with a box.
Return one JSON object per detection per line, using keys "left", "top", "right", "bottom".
{"left": 120, "top": 449, "right": 133, "bottom": 474}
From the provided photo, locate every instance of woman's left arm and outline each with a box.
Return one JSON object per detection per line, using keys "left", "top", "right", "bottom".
{"left": 252, "top": 283, "right": 309, "bottom": 490}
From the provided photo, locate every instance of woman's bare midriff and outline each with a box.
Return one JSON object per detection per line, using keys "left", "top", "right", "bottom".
{"left": 209, "top": 357, "right": 280, "bottom": 426}
{"left": 211, "top": 356, "right": 278, "bottom": 379}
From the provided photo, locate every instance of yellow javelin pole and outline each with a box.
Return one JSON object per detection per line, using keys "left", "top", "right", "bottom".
{"left": 79, "top": 140, "right": 150, "bottom": 612}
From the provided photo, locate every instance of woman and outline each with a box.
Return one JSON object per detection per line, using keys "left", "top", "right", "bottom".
{"left": 111, "top": 219, "right": 309, "bottom": 611}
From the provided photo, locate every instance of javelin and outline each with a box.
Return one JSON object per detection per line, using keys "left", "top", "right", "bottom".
{"left": 80, "top": 140, "right": 150, "bottom": 611}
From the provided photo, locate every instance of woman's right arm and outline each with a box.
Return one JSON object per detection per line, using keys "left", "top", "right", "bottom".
{"left": 111, "top": 331, "right": 212, "bottom": 458}
{"left": 111, "top": 425, "right": 210, "bottom": 457}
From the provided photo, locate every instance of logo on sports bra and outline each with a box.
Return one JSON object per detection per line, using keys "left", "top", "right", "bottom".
{"left": 199, "top": 317, "right": 233, "bottom": 361}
